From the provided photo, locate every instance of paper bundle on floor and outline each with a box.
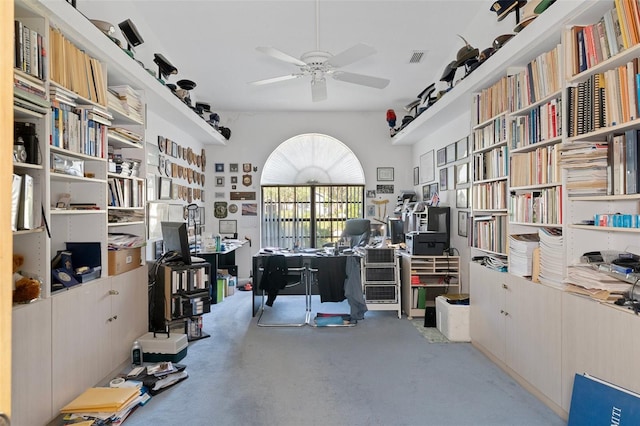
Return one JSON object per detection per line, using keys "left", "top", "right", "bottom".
{"left": 60, "top": 386, "right": 140, "bottom": 413}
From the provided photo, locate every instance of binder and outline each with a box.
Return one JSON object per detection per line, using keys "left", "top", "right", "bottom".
{"left": 18, "top": 173, "right": 33, "bottom": 230}
{"left": 568, "top": 373, "right": 640, "bottom": 425}
{"left": 625, "top": 129, "right": 640, "bottom": 194}
{"left": 11, "top": 174, "right": 22, "bottom": 232}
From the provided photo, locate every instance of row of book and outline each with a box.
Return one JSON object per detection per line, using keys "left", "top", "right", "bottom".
{"left": 14, "top": 69, "right": 50, "bottom": 115}
{"left": 170, "top": 268, "right": 209, "bottom": 294}
{"left": 472, "top": 115, "right": 507, "bottom": 151}
{"left": 507, "top": 44, "right": 562, "bottom": 112}
{"left": 14, "top": 20, "right": 45, "bottom": 80}
{"left": 472, "top": 145, "right": 508, "bottom": 181}
{"left": 51, "top": 97, "right": 112, "bottom": 158}
{"left": 510, "top": 99, "right": 562, "bottom": 149}
{"left": 108, "top": 85, "right": 144, "bottom": 124}
{"left": 471, "top": 180, "right": 507, "bottom": 210}
{"left": 510, "top": 144, "right": 561, "bottom": 187}
{"left": 594, "top": 213, "right": 640, "bottom": 227}
{"left": 171, "top": 293, "right": 211, "bottom": 319}
{"left": 49, "top": 27, "right": 108, "bottom": 106}
{"left": 509, "top": 186, "right": 562, "bottom": 225}
{"left": 472, "top": 214, "right": 508, "bottom": 254}
{"left": 608, "top": 129, "right": 640, "bottom": 195}
{"left": 567, "top": 0, "right": 640, "bottom": 76}
{"left": 108, "top": 177, "right": 145, "bottom": 208}
{"left": 472, "top": 76, "right": 508, "bottom": 125}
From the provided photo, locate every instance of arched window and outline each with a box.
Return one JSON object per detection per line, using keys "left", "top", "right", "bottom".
{"left": 261, "top": 133, "right": 366, "bottom": 248}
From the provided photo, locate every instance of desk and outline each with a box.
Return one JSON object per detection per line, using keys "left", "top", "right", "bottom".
{"left": 252, "top": 251, "right": 367, "bottom": 326}
{"left": 197, "top": 239, "right": 248, "bottom": 278}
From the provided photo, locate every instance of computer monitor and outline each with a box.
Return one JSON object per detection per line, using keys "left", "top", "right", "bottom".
{"left": 161, "top": 221, "right": 192, "bottom": 265}
{"left": 387, "top": 217, "right": 405, "bottom": 244}
{"left": 426, "top": 207, "right": 450, "bottom": 250}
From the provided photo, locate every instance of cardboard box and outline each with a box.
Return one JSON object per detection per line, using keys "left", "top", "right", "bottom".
{"left": 108, "top": 247, "right": 142, "bottom": 275}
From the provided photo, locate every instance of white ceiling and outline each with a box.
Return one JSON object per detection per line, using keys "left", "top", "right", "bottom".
{"left": 76, "top": 0, "right": 521, "bottom": 113}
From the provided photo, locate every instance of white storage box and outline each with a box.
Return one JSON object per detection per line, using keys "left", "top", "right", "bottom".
{"left": 137, "top": 331, "right": 188, "bottom": 362}
{"left": 435, "top": 295, "right": 470, "bottom": 342}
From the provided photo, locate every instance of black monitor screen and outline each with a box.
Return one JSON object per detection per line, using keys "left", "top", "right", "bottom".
{"left": 426, "top": 207, "right": 450, "bottom": 248}
{"left": 161, "top": 221, "right": 191, "bottom": 265}
{"left": 387, "top": 218, "right": 405, "bottom": 244}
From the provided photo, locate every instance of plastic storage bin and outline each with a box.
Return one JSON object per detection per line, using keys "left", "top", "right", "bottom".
{"left": 435, "top": 295, "right": 470, "bottom": 342}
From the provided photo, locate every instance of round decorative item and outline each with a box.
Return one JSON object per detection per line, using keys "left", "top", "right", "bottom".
{"left": 158, "top": 136, "right": 165, "bottom": 152}
{"left": 228, "top": 204, "right": 238, "bottom": 214}
{"left": 243, "top": 174, "right": 252, "bottom": 186}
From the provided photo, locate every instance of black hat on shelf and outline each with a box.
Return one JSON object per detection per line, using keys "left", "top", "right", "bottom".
{"left": 514, "top": 0, "right": 539, "bottom": 32}
{"left": 493, "top": 34, "right": 515, "bottom": 50}
{"left": 440, "top": 60, "right": 458, "bottom": 87}
{"left": 489, "top": 0, "right": 527, "bottom": 21}
{"left": 454, "top": 35, "right": 479, "bottom": 68}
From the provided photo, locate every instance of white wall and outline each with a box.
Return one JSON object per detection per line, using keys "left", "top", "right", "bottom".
{"left": 206, "top": 111, "right": 413, "bottom": 277}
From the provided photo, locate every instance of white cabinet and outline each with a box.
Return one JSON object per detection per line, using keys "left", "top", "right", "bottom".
{"left": 51, "top": 267, "right": 147, "bottom": 411}
{"left": 361, "top": 248, "right": 401, "bottom": 318}
{"left": 470, "top": 262, "right": 562, "bottom": 406}
{"left": 561, "top": 292, "right": 640, "bottom": 413}
{"left": 11, "top": 300, "right": 52, "bottom": 426}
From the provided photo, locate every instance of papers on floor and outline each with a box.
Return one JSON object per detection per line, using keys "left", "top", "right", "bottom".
{"left": 60, "top": 385, "right": 149, "bottom": 424}
{"left": 508, "top": 233, "right": 540, "bottom": 277}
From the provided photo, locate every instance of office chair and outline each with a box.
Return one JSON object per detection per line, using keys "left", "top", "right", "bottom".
{"left": 342, "top": 219, "right": 371, "bottom": 248}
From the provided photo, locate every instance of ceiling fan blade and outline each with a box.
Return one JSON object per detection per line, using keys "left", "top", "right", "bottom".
{"left": 311, "top": 78, "right": 327, "bottom": 102}
{"left": 332, "top": 71, "right": 390, "bottom": 89}
{"left": 256, "top": 46, "right": 307, "bottom": 67}
{"left": 325, "top": 43, "right": 377, "bottom": 68}
{"left": 249, "top": 74, "right": 302, "bottom": 86}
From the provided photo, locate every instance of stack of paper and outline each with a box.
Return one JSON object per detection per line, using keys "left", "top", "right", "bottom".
{"left": 60, "top": 386, "right": 148, "bottom": 424}
{"left": 564, "top": 263, "right": 632, "bottom": 301}
{"left": 538, "top": 227, "right": 564, "bottom": 288}
{"left": 508, "top": 233, "right": 540, "bottom": 277}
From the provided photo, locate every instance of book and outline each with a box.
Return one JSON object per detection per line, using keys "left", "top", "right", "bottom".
{"left": 11, "top": 174, "right": 22, "bottom": 232}
{"left": 625, "top": 129, "right": 640, "bottom": 193}
{"left": 18, "top": 173, "right": 33, "bottom": 230}
{"left": 568, "top": 373, "right": 640, "bottom": 425}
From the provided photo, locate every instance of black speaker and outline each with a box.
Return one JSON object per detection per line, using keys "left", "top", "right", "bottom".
{"left": 424, "top": 306, "right": 436, "bottom": 327}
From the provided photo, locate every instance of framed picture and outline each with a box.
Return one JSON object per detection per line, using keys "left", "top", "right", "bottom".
{"left": 429, "top": 183, "right": 438, "bottom": 199}
{"left": 422, "top": 184, "right": 430, "bottom": 201}
{"left": 215, "top": 176, "right": 225, "bottom": 187}
{"left": 439, "top": 168, "right": 448, "bottom": 191}
{"left": 230, "top": 176, "right": 238, "bottom": 184}
{"left": 413, "top": 167, "right": 419, "bottom": 185}
{"left": 230, "top": 163, "right": 239, "bottom": 172}
{"left": 215, "top": 163, "right": 224, "bottom": 173}
{"left": 456, "top": 188, "right": 468, "bottom": 208}
{"left": 456, "top": 136, "right": 469, "bottom": 160}
{"left": 377, "top": 167, "right": 394, "bottom": 181}
{"left": 243, "top": 163, "right": 252, "bottom": 173}
{"left": 376, "top": 184, "right": 394, "bottom": 194}
{"left": 159, "top": 177, "right": 172, "bottom": 200}
{"left": 366, "top": 189, "right": 376, "bottom": 198}
{"left": 446, "top": 143, "right": 456, "bottom": 164}
{"left": 458, "top": 211, "right": 468, "bottom": 237}
{"left": 456, "top": 163, "right": 468, "bottom": 185}
{"left": 366, "top": 204, "right": 375, "bottom": 216}
{"left": 219, "top": 219, "right": 237, "bottom": 234}
{"left": 436, "top": 148, "right": 446, "bottom": 166}
{"left": 419, "top": 150, "right": 434, "bottom": 183}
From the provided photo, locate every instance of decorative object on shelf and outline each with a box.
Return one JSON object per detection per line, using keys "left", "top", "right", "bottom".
{"left": 458, "top": 211, "right": 468, "bottom": 237}
{"left": 489, "top": 0, "right": 523, "bottom": 21}
{"left": 13, "top": 254, "right": 41, "bottom": 304}
{"left": 386, "top": 109, "right": 398, "bottom": 136}
{"left": 118, "top": 19, "right": 144, "bottom": 53}
{"left": 514, "top": 0, "right": 540, "bottom": 33}
{"left": 377, "top": 167, "right": 394, "bottom": 181}
{"left": 175, "top": 79, "right": 196, "bottom": 106}
{"left": 218, "top": 126, "right": 232, "bottom": 140}
{"left": 153, "top": 53, "right": 178, "bottom": 81}
{"left": 454, "top": 35, "right": 479, "bottom": 68}
{"left": 419, "top": 150, "right": 434, "bottom": 183}
{"left": 493, "top": 33, "right": 515, "bottom": 50}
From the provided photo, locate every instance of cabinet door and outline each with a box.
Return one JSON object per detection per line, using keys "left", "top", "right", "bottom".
{"left": 51, "top": 280, "right": 111, "bottom": 410}
{"left": 109, "top": 266, "right": 148, "bottom": 371}
{"left": 506, "top": 276, "right": 562, "bottom": 405}
{"left": 469, "top": 262, "right": 506, "bottom": 361}
{"left": 561, "top": 293, "right": 640, "bottom": 412}
{"left": 12, "top": 300, "right": 53, "bottom": 426}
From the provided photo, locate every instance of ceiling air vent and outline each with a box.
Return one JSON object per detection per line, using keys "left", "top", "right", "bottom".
{"left": 409, "top": 50, "right": 427, "bottom": 64}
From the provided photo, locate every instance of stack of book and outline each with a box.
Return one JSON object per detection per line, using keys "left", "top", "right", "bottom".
{"left": 508, "top": 233, "right": 540, "bottom": 277}
{"left": 14, "top": 70, "right": 50, "bottom": 114}
{"left": 14, "top": 20, "right": 46, "bottom": 80}
{"left": 537, "top": 227, "right": 564, "bottom": 288}
{"left": 559, "top": 141, "right": 609, "bottom": 196}
{"left": 108, "top": 85, "right": 144, "bottom": 123}
{"left": 60, "top": 385, "right": 149, "bottom": 425}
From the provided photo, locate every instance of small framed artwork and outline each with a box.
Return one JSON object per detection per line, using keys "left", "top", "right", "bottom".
{"left": 456, "top": 188, "right": 468, "bottom": 208}
{"left": 230, "top": 176, "right": 238, "bottom": 184}
{"left": 366, "top": 205, "right": 375, "bottom": 216}
{"left": 230, "top": 163, "right": 239, "bottom": 172}
{"left": 219, "top": 219, "right": 237, "bottom": 234}
{"left": 413, "top": 167, "right": 419, "bottom": 186}
{"left": 446, "top": 143, "right": 456, "bottom": 164}
{"left": 436, "top": 148, "right": 446, "bottom": 166}
{"left": 243, "top": 163, "right": 252, "bottom": 172}
{"left": 376, "top": 184, "right": 394, "bottom": 194}
{"left": 159, "top": 177, "right": 172, "bottom": 200}
{"left": 215, "top": 163, "right": 224, "bottom": 173}
{"left": 377, "top": 167, "right": 394, "bottom": 181}
{"left": 419, "top": 150, "right": 434, "bottom": 183}
{"left": 366, "top": 189, "right": 376, "bottom": 198}
{"left": 422, "top": 184, "right": 430, "bottom": 201}
{"left": 429, "top": 183, "right": 438, "bottom": 199}
{"left": 456, "top": 136, "right": 469, "bottom": 160}
{"left": 439, "top": 168, "right": 448, "bottom": 191}
{"left": 458, "top": 211, "right": 468, "bottom": 237}
{"left": 456, "top": 163, "right": 468, "bottom": 185}
{"left": 215, "top": 176, "right": 225, "bottom": 187}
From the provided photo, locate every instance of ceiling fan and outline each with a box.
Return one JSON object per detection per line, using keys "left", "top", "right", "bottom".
{"left": 249, "top": 1, "right": 390, "bottom": 102}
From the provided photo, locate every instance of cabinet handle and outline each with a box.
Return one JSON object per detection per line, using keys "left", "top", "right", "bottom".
{"left": 503, "top": 311, "right": 509, "bottom": 316}
{"left": 113, "top": 315, "right": 118, "bottom": 321}
{"left": 109, "top": 290, "right": 119, "bottom": 295}
{"left": 500, "top": 309, "right": 504, "bottom": 314}
{"left": 502, "top": 283, "right": 508, "bottom": 289}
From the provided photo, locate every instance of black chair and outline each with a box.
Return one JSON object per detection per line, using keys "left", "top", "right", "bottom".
{"left": 342, "top": 219, "right": 371, "bottom": 248}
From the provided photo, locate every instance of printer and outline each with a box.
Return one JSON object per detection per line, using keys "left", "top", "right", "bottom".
{"left": 405, "top": 231, "right": 448, "bottom": 255}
